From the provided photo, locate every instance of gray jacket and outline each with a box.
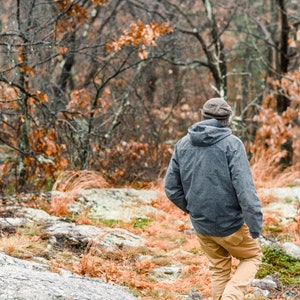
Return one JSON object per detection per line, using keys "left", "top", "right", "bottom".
{"left": 164, "top": 119, "right": 263, "bottom": 238}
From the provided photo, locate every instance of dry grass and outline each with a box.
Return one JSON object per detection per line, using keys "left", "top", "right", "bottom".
{"left": 74, "top": 210, "right": 94, "bottom": 225}
{"left": 50, "top": 170, "right": 109, "bottom": 217}
{"left": 72, "top": 241, "right": 101, "bottom": 276}
{"left": 0, "top": 231, "right": 47, "bottom": 259}
{"left": 251, "top": 153, "right": 300, "bottom": 189}
{"left": 282, "top": 215, "right": 300, "bottom": 245}
{"left": 52, "top": 170, "right": 110, "bottom": 192}
{"left": 257, "top": 192, "right": 276, "bottom": 206}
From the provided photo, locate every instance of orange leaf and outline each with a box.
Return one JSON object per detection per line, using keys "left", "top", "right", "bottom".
{"left": 59, "top": 46, "right": 68, "bottom": 54}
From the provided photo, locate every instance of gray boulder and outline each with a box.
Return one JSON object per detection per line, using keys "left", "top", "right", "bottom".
{"left": 75, "top": 188, "right": 162, "bottom": 221}
{"left": 0, "top": 252, "right": 138, "bottom": 300}
{"left": 44, "top": 221, "right": 145, "bottom": 251}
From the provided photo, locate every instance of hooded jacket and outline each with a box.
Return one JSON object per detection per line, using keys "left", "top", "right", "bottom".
{"left": 164, "top": 119, "right": 263, "bottom": 238}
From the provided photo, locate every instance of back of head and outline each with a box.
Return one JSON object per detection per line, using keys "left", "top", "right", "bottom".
{"left": 201, "top": 97, "right": 232, "bottom": 126}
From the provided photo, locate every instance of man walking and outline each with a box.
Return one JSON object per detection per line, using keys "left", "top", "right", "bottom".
{"left": 164, "top": 98, "right": 263, "bottom": 299}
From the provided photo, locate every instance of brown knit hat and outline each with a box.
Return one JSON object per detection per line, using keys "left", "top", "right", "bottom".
{"left": 201, "top": 98, "right": 232, "bottom": 121}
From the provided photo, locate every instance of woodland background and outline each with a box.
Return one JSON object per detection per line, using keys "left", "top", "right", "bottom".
{"left": 0, "top": 1, "right": 300, "bottom": 299}
{"left": 0, "top": 0, "right": 300, "bottom": 192}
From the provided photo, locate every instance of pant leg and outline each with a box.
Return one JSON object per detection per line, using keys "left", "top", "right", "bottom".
{"left": 197, "top": 224, "right": 262, "bottom": 300}
{"left": 218, "top": 224, "right": 262, "bottom": 300}
{"left": 197, "top": 234, "right": 232, "bottom": 300}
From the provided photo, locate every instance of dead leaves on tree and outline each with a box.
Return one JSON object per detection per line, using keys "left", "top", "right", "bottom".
{"left": 106, "top": 20, "right": 173, "bottom": 60}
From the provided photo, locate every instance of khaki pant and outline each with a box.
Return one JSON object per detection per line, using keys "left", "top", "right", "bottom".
{"left": 197, "top": 224, "right": 262, "bottom": 300}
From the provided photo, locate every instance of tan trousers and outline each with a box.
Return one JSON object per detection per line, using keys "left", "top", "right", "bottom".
{"left": 197, "top": 224, "right": 262, "bottom": 300}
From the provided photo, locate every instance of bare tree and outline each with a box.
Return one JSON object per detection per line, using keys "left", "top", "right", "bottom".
{"left": 0, "top": 0, "right": 299, "bottom": 189}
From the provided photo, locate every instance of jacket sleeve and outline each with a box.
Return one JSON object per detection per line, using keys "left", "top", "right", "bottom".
{"left": 164, "top": 146, "right": 189, "bottom": 214}
{"left": 229, "top": 139, "right": 263, "bottom": 238}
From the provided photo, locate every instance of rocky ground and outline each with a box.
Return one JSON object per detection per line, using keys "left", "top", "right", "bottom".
{"left": 0, "top": 184, "right": 299, "bottom": 299}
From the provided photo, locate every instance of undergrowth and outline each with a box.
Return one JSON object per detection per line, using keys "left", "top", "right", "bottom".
{"left": 257, "top": 246, "right": 300, "bottom": 285}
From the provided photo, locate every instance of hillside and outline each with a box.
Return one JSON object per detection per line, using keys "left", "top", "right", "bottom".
{"left": 0, "top": 173, "right": 299, "bottom": 299}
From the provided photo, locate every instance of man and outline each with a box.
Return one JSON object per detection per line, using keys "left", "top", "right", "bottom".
{"left": 164, "top": 98, "right": 263, "bottom": 299}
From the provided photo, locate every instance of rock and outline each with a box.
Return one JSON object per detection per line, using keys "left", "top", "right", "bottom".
{"left": 99, "top": 228, "right": 145, "bottom": 251}
{"left": 0, "top": 217, "right": 28, "bottom": 235}
{"left": 45, "top": 221, "right": 104, "bottom": 249}
{"left": 258, "top": 235, "right": 277, "bottom": 247}
{"left": 21, "top": 207, "right": 59, "bottom": 222}
{"left": 259, "top": 186, "right": 299, "bottom": 224}
{"left": 262, "top": 202, "right": 297, "bottom": 220}
{"left": 250, "top": 287, "right": 270, "bottom": 298}
{"left": 259, "top": 186, "right": 300, "bottom": 203}
{"left": 252, "top": 275, "right": 277, "bottom": 289}
{"left": 150, "top": 265, "right": 186, "bottom": 283}
{"left": 187, "top": 288, "right": 204, "bottom": 299}
{"left": 0, "top": 252, "right": 138, "bottom": 300}
{"left": 44, "top": 221, "right": 145, "bottom": 251}
{"left": 0, "top": 217, "right": 28, "bottom": 228}
{"left": 282, "top": 242, "right": 300, "bottom": 259}
{"left": 167, "top": 249, "right": 194, "bottom": 257}
{"left": 76, "top": 188, "right": 162, "bottom": 222}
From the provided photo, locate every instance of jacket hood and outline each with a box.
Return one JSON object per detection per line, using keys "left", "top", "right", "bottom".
{"left": 188, "top": 119, "right": 232, "bottom": 146}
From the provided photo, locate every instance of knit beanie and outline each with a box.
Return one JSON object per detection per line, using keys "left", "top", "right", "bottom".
{"left": 201, "top": 98, "right": 232, "bottom": 121}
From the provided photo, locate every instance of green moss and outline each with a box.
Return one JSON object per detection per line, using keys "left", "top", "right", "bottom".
{"left": 133, "top": 217, "right": 151, "bottom": 229}
{"left": 284, "top": 197, "right": 293, "bottom": 204}
{"left": 188, "top": 248, "right": 201, "bottom": 255}
{"left": 41, "top": 177, "right": 55, "bottom": 191}
{"left": 176, "top": 236, "right": 187, "bottom": 245}
{"left": 257, "top": 245, "right": 300, "bottom": 285}
{"left": 101, "top": 219, "right": 120, "bottom": 227}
